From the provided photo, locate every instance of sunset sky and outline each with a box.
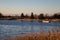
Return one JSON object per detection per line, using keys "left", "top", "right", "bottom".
{"left": 0, "top": 0, "right": 60, "bottom": 16}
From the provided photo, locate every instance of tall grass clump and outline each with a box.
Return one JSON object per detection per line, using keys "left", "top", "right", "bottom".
{"left": 5, "top": 29, "right": 60, "bottom": 40}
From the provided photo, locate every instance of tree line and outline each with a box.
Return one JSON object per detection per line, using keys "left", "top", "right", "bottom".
{"left": 0, "top": 12, "right": 60, "bottom": 20}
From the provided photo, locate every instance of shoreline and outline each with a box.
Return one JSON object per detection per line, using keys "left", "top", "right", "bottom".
{"left": 0, "top": 18, "right": 60, "bottom": 22}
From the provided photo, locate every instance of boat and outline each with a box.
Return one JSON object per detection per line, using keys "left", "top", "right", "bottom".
{"left": 42, "top": 20, "right": 50, "bottom": 23}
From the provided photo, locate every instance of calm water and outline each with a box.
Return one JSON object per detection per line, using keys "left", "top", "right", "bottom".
{"left": 0, "top": 20, "right": 60, "bottom": 40}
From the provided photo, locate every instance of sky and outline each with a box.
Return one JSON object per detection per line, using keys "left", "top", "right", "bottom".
{"left": 0, "top": 0, "right": 60, "bottom": 16}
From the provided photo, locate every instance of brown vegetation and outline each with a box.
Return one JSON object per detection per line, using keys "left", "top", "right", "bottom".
{"left": 5, "top": 30, "right": 60, "bottom": 40}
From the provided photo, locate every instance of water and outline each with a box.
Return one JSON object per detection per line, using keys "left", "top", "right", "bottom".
{"left": 0, "top": 20, "right": 60, "bottom": 40}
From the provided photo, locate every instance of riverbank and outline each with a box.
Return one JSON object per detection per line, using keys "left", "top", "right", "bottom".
{"left": 17, "top": 19, "right": 60, "bottom": 22}
{"left": 0, "top": 18, "right": 60, "bottom": 22}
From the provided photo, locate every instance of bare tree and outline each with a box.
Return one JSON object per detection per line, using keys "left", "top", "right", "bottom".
{"left": 21, "top": 13, "right": 25, "bottom": 19}
{"left": 30, "top": 12, "right": 34, "bottom": 19}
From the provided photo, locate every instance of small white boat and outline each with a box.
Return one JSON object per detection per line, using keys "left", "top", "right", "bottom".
{"left": 42, "top": 20, "right": 49, "bottom": 23}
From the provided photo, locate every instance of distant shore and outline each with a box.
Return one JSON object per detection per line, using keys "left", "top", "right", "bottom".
{"left": 0, "top": 12, "right": 60, "bottom": 22}
{"left": 0, "top": 18, "right": 60, "bottom": 22}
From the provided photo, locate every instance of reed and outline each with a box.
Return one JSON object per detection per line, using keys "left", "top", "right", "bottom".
{"left": 5, "top": 29, "right": 60, "bottom": 40}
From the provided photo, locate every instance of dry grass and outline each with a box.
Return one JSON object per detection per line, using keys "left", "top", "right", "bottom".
{"left": 5, "top": 30, "right": 60, "bottom": 40}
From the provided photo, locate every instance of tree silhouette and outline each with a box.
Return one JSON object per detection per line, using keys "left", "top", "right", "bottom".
{"left": 53, "top": 13, "right": 60, "bottom": 19}
{"left": 38, "top": 13, "right": 44, "bottom": 19}
{"left": 21, "top": 13, "right": 24, "bottom": 19}
{"left": 57, "top": 14, "right": 60, "bottom": 19}
{"left": 53, "top": 13, "right": 57, "bottom": 18}
{"left": 0, "top": 12, "right": 4, "bottom": 18}
{"left": 45, "top": 14, "right": 49, "bottom": 19}
{"left": 30, "top": 12, "right": 34, "bottom": 19}
{"left": 25, "top": 14, "right": 29, "bottom": 18}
